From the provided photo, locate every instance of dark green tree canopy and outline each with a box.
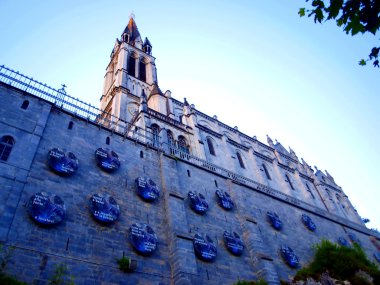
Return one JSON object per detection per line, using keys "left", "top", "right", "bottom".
{"left": 299, "top": 0, "right": 380, "bottom": 67}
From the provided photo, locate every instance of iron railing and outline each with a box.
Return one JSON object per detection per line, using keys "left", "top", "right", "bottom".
{"left": 0, "top": 65, "right": 154, "bottom": 143}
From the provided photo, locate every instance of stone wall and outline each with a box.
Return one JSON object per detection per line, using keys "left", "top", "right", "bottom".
{"left": 0, "top": 83, "right": 379, "bottom": 285}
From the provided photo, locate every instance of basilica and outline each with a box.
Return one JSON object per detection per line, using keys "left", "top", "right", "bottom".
{"left": 0, "top": 17, "right": 379, "bottom": 284}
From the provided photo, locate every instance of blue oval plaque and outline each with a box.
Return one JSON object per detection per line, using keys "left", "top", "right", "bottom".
{"left": 135, "top": 177, "right": 160, "bottom": 202}
{"left": 28, "top": 192, "right": 66, "bottom": 225}
{"left": 48, "top": 148, "right": 78, "bottom": 176}
{"left": 215, "top": 189, "right": 234, "bottom": 211}
{"left": 95, "top": 148, "right": 120, "bottom": 172}
{"left": 128, "top": 223, "right": 157, "bottom": 255}
{"left": 193, "top": 233, "right": 217, "bottom": 262}
{"left": 188, "top": 191, "right": 209, "bottom": 214}
{"left": 223, "top": 231, "right": 244, "bottom": 256}
{"left": 267, "top": 211, "right": 282, "bottom": 230}
{"left": 338, "top": 236, "right": 349, "bottom": 247}
{"left": 301, "top": 214, "right": 316, "bottom": 231}
{"left": 89, "top": 193, "right": 120, "bottom": 223}
{"left": 280, "top": 245, "right": 299, "bottom": 268}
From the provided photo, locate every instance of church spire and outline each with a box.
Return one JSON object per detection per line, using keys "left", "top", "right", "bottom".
{"left": 122, "top": 16, "right": 142, "bottom": 46}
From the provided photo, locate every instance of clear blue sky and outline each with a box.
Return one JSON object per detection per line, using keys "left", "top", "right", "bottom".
{"left": 1, "top": 0, "right": 379, "bottom": 230}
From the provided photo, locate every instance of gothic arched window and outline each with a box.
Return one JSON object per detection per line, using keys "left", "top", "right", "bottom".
{"left": 127, "top": 54, "right": 136, "bottom": 77}
{"left": 237, "top": 152, "right": 245, "bottom": 169}
{"left": 0, "top": 135, "right": 15, "bottom": 161}
{"left": 285, "top": 174, "right": 295, "bottom": 190}
{"left": 178, "top": 135, "right": 189, "bottom": 153}
{"left": 207, "top": 137, "right": 215, "bottom": 156}
{"left": 262, "top": 164, "right": 271, "bottom": 180}
{"left": 21, "top": 100, "right": 29, "bottom": 110}
{"left": 151, "top": 124, "right": 160, "bottom": 147}
{"left": 167, "top": 130, "right": 174, "bottom": 147}
{"left": 305, "top": 183, "right": 315, "bottom": 199}
{"left": 139, "top": 60, "right": 146, "bottom": 82}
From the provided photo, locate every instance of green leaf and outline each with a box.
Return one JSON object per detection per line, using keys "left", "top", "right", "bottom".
{"left": 358, "top": 59, "right": 366, "bottom": 66}
{"left": 314, "top": 8, "right": 324, "bottom": 23}
{"left": 327, "top": 0, "right": 343, "bottom": 19}
{"left": 299, "top": 8, "right": 306, "bottom": 17}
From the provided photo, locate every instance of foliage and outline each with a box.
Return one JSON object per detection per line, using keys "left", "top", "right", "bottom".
{"left": 116, "top": 256, "right": 137, "bottom": 273}
{"left": 363, "top": 218, "right": 371, "bottom": 223}
{"left": 299, "top": 0, "right": 380, "bottom": 67}
{"left": 294, "top": 240, "right": 380, "bottom": 284}
{"left": 233, "top": 279, "right": 268, "bottom": 285}
{"left": 0, "top": 273, "right": 27, "bottom": 285}
{"left": 48, "top": 264, "right": 74, "bottom": 285}
{"left": 0, "top": 244, "right": 26, "bottom": 285}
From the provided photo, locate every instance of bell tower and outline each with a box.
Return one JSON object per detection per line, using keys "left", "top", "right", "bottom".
{"left": 100, "top": 15, "right": 157, "bottom": 123}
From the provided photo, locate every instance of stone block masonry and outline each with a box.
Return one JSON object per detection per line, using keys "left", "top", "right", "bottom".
{"left": 0, "top": 82, "right": 379, "bottom": 285}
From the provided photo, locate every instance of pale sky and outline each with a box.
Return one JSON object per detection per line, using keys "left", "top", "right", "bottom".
{"left": 1, "top": 0, "right": 379, "bottom": 230}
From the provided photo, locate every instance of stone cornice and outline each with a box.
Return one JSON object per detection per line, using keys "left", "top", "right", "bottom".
{"left": 197, "top": 124, "right": 222, "bottom": 138}
{"left": 253, "top": 151, "right": 274, "bottom": 163}
{"left": 227, "top": 138, "right": 250, "bottom": 151}
{"left": 299, "top": 172, "right": 314, "bottom": 183}
{"left": 278, "top": 162, "right": 296, "bottom": 174}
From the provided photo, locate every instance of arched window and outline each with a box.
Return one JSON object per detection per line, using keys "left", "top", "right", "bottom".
{"left": 151, "top": 124, "right": 160, "bottom": 147}
{"left": 285, "top": 174, "right": 294, "bottom": 190}
{"left": 178, "top": 136, "right": 189, "bottom": 153}
{"left": 140, "top": 150, "right": 144, "bottom": 158}
{"left": 68, "top": 121, "right": 74, "bottom": 130}
{"left": 325, "top": 188, "right": 332, "bottom": 200}
{"left": 206, "top": 137, "right": 216, "bottom": 156}
{"left": 139, "top": 60, "right": 146, "bottom": 82}
{"left": 0, "top": 135, "right": 15, "bottom": 161}
{"left": 237, "top": 152, "right": 245, "bottom": 169}
{"left": 305, "top": 183, "right": 315, "bottom": 199}
{"left": 262, "top": 164, "right": 271, "bottom": 180}
{"left": 127, "top": 54, "right": 136, "bottom": 77}
{"left": 106, "top": 136, "right": 110, "bottom": 145}
{"left": 167, "top": 130, "right": 174, "bottom": 147}
{"left": 21, "top": 100, "right": 29, "bottom": 110}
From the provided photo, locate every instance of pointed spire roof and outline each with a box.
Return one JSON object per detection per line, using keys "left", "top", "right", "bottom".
{"left": 122, "top": 16, "right": 141, "bottom": 43}
{"left": 150, "top": 83, "right": 164, "bottom": 96}
{"left": 143, "top": 37, "right": 152, "bottom": 47}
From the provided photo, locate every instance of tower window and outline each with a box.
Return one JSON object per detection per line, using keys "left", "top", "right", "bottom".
{"left": 106, "top": 136, "right": 110, "bottom": 145}
{"left": 151, "top": 124, "right": 160, "bottom": 147}
{"left": 285, "top": 174, "right": 294, "bottom": 190}
{"left": 237, "top": 152, "right": 245, "bottom": 169}
{"left": 21, "top": 100, "right": 29, "bottom": 110}
{"left": 139, "top": 60, "right": 146, "bottom": 82}
{"left": 187, "top": 170, "right": 191, "bottom": 177}
{"left": 127, "top": 55, "right": 136, "bottom": 77}
{"left": 214, "top": 180, "right": 218, "bottom": 187}
{"left": 0, "top": 135, "right": 15, "bottom": 161}
{"left": 262, "top": 164, "right": 271, "bottom": 180}
{"left": 140, "top": 150, "right": 144, "bottom": 158}
{"left": 68, "top": 121, "right": 74, "bottom": 130}
{"left": 206, "top": 137, "right": 215, "bottom": 156}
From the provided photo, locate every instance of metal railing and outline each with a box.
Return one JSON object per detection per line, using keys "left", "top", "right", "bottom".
{"left": 0, "top": 65, "right": 154, "bottom": 143}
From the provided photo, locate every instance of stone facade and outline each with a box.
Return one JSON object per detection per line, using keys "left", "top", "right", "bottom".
{"left": 0, "top": 17, "right": 379, "bottom": 285}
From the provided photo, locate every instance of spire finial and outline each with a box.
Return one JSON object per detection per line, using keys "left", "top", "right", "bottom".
{"left": 130, "top": 12, "right": 135, "bottom": 20}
